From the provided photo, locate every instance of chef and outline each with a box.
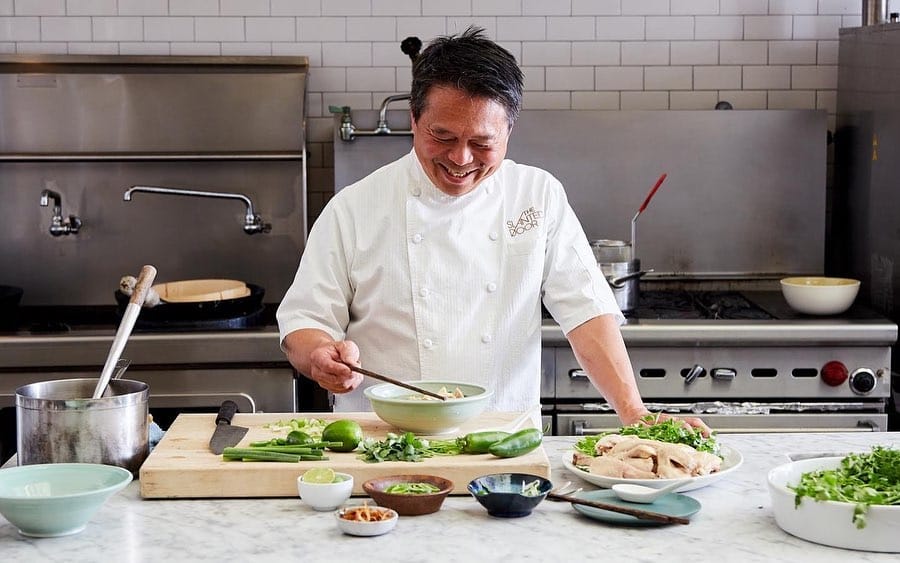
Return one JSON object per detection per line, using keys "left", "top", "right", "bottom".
{"left": 278, "top": 26, "right": 709, "bottom": 433}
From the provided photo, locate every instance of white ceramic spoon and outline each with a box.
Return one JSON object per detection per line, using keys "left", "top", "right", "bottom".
{"left": 611, "top": 478, "right": 692, "bottom": 504}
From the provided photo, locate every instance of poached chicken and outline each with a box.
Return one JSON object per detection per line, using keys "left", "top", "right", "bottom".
{"left": 572, "top": 434, "right": 721, "bottom": 479}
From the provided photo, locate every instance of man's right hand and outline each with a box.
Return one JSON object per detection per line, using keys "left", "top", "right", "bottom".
{"left": 282, "top": 329, "right": 364, "bottom": 394}
{"left": 307, "top": 340, "right": 364, "bottom": 394}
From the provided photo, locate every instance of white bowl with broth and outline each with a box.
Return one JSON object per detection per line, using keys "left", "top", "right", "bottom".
{"left": 363, "top": 380, "right": 492, "bottom": 435}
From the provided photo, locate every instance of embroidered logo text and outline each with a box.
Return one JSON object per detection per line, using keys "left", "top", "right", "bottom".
{"left": 507, "top": 206, "right": 543, "bottom": 237}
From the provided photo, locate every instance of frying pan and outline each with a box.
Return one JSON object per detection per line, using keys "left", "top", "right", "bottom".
{"left": 114, "top": 283, "right": 265, "bottom": 322}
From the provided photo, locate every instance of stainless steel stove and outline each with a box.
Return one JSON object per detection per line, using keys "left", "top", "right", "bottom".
{"left": 541, "top": 289, "right": 897, "bottom": 434}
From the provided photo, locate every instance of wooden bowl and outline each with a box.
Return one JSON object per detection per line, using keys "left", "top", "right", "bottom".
{"left": 362, "top": 474, "right": 453, "bottom": 516}
{"left": 153, "top": 279, "right": 250, "bottom": 303}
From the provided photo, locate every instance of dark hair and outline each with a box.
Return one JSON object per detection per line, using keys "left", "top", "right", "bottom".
{"left": 410, "top": 26, "right": 524, "bottom": 128}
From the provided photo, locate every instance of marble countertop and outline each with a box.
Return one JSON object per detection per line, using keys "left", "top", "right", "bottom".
{"left": 3, "top": 432, "right": 899, "bottom": 562}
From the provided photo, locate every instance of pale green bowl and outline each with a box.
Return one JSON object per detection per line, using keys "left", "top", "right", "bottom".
{"left": 364, "top": 380, "right": 492, "bottom": 435}
{"left": 0, "top": 463, "right": 133, "bottom": 537}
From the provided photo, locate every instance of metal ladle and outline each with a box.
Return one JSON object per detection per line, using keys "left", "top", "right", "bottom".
{"left": 92, "top": 265, "right": 157, "bottom": 399}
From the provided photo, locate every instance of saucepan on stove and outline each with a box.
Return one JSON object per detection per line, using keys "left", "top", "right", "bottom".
{"left": 590, "top": 239, "right": 648, "bottom": 313}
{"left": 591, "top": 174, "right": 667, "bottom": 314}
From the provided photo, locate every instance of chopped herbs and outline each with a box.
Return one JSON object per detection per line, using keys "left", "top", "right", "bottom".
{"left": 574, "top": 415, "right": 720, "bottom": 457}
{"left": 357, "top": 432, "right": 439, "bottom": 463}
{"left": 790, "top": 446, "right": 900, "bottom": 529}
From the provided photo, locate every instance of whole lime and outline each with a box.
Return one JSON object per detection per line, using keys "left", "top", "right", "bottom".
{"left": 322, "top": 419, "right": 363, "bottom": 452}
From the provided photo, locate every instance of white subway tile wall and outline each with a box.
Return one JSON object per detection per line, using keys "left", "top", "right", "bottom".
{"left": 0, "top": 0, "right": 875, "bottom": 219}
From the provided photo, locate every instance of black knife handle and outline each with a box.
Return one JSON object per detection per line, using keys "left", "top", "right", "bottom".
{"left": 215, "top": 400, "right": 238, "bottom": 425}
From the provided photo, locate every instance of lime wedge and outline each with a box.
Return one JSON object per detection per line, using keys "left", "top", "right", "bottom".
{"left": 302, "top": 467, "right": 336, "bottom": 484}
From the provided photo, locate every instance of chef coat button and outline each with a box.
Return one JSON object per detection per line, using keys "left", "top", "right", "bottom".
{"left": 412, "top": 187, "right": 421, "bottom": 197}
{"left": 481, "top": 334, "right": 492, "bottom": 343}
{"left": 423, "top": 338, "right": 434, "bottom": 349}
{"left": 419, "top": 287, "right": 429, "bottom": 298}
{"left": 412, "top": 233, "right": 423, "bottom": 244}
{"left": 489, "top": 232, "right": 498, "bottom": 241}
{"left": 486, "top": 282, "right": 497, "bottom": 292}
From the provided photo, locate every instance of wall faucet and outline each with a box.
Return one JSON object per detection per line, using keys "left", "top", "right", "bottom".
{"left": 39, "top": 188, "right": 82, "bottom": 236}
{"left": 330, "top": 94, "right": 413, "bottom": 141}
{"left": 123, "top": 185, "right": 271, "bottom": 234}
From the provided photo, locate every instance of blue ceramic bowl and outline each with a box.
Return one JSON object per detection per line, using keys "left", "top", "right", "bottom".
{"left": 0, "top": 463, "right": 133, "bottom": 537}
{"left": 467, "top": 473, "right": 552, "bottom": 518}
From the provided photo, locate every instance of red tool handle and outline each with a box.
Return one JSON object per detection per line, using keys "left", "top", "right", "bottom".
{"left": 637, "top": 173, "right": 668, "bottom": 215}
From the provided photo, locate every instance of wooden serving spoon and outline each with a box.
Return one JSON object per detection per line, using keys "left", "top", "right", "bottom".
{"left": 92, "top": 265, "right": 156, "bottom": 399}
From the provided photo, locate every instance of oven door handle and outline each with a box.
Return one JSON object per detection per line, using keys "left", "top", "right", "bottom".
{"left": 710, "top": 424, "right": 879, "bottom": 433}
{"left": 572, "top": 421, "right": 880, "bottom": 435}
{"left": 570, "top": 415, "right": 882, "bottom": 435}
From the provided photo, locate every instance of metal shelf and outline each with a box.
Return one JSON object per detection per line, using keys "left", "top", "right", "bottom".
{"left": 0, "top": 151, "right": 305, "bottom": 162}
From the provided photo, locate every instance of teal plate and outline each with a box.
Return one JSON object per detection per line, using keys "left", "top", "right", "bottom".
{"left": 570, "top": 490, "right": 701, "bottom": 526}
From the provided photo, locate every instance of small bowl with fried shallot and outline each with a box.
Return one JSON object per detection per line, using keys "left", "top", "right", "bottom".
{"left": 334, "top": 502, "right": 399, "bottom": 536}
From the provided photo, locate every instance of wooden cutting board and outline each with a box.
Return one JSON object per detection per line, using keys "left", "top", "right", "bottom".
{"left": 139, "top": 412, "right": 551, "bottom": 498}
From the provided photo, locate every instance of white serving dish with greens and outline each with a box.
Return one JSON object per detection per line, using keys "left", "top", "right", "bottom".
{"left": 562, "top": 445, "right": 743, "bottom": 492}
{"left": 562, "top": 419, "right": 742, "bottom": 493}
{"left": 767, "top": 449, "right": 900, "bottom": 553}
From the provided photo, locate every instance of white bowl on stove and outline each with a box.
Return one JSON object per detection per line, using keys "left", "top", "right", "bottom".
{"left": 780, "top": 277, "right": 859, "bottom": 316}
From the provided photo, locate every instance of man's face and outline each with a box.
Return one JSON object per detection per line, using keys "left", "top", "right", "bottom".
{"left": 411, "top": 85, "right": 511, "bottom": 197}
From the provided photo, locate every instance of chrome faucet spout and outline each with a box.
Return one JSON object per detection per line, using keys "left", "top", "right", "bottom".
{"left": 375, "top": 94, "right": 411, "bottom": 134}
{"left": 329, "top": 95, "right": 413, "bottom": 141}
{"left": 39, "top": 188, "right": 61, "bottom": 210}
{"left": 124, "top": 185, "right": 271, "bottom": 235}
{"left": 39, "top": 187, "right": 82, "bottom": 236}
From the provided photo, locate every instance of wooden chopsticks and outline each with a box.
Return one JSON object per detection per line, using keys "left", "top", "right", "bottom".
{"left": 547, "top": 491, "right": 691, "bottom": 525}
{"left": 340, "top": 361, "right": 447, "bottom": 401}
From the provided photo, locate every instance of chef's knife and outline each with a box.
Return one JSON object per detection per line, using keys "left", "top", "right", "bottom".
{"left": 208, "top": 400, "right": 249, "bottom": 454}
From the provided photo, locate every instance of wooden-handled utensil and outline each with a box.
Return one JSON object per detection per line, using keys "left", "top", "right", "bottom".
{"left": 339, "top": 361, "right": 447, "bottom": 401}
{"left": 92, "top": 265, "right": 157, "bottom": 399}
{"left": 548, "top": 491, "right": 690, "bottom": 525}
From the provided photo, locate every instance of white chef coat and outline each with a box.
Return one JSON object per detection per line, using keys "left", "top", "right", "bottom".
{"left": 278, "top": 150, "right": 623, "bottom": 413}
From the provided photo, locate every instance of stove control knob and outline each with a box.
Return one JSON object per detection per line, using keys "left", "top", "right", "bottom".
{"left": 711, "top": 368, "right": 736, "bottom": 381}
{"left": 683, "top": 364, "right": 704, "bottom": 385}
{"left": 820, "top": 361, "right": 848, "bottom": 386}
{"left": 849, "top": 368, "right": 877, "bottom": 395}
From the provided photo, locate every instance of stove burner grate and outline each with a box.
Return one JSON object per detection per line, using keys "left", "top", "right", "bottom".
{"left": 630, "top": 291, "right": 774, "bottom": 320}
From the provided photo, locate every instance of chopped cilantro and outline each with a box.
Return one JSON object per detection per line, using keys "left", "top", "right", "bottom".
{"left": 574, "top": 415, "right": 720, "bottom": 457}
{"left": 790, "top": 446, "right": 900, "bottom": 529}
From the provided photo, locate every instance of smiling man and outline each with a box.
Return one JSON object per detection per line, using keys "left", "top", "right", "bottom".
{"left": 277, "top": 27, "right": 708, "bottom": 433}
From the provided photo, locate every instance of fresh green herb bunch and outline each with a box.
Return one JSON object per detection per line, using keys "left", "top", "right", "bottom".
{"left": 790, "top": 446, "right": 900, "bottom": 529}
{"left": 574, "top": 415, "right": 719, "bottom": 456}
{"left": 358, "top": 432, "right": 444, "bottom": 463}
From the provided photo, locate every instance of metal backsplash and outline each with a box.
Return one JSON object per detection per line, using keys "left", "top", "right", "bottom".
{"left": 834, "top": 24, "right": 900, "bottom": 317}
{"left": 334, "top": 109, "right": 827, "bottom": 278}
{"left": 0, "top": 55, "right": 308, "bottom": 306}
